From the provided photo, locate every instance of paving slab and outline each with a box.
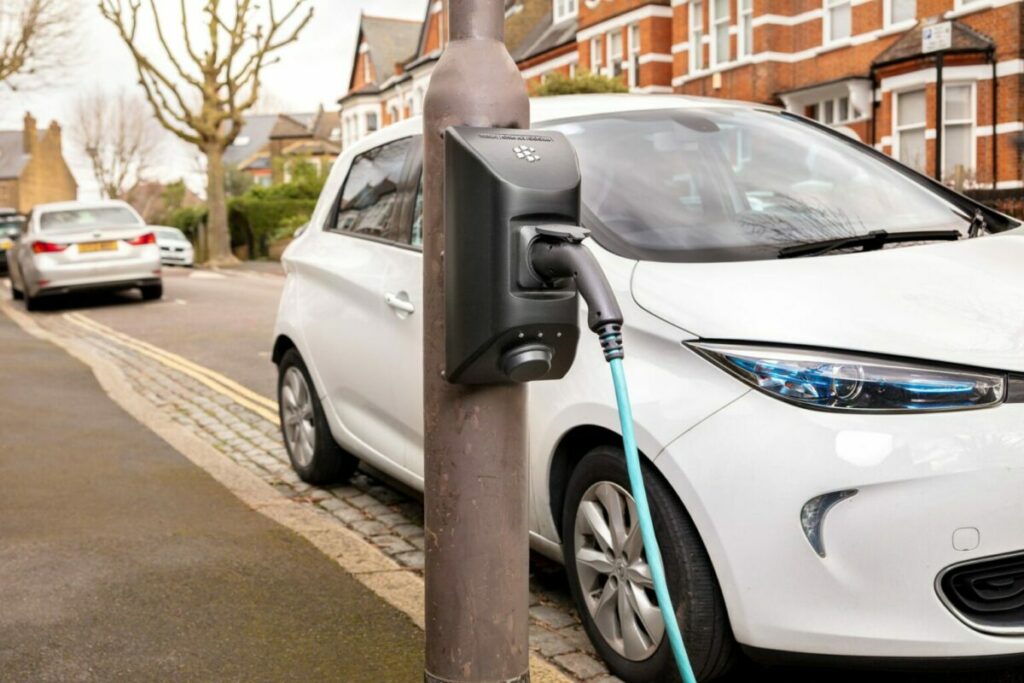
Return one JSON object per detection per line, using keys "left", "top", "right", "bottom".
{"left": 0, "top": 314, "right": 424, "bottom": 682}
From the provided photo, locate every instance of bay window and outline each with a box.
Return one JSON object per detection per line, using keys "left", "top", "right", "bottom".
{"left": 943, "top": 83, "right": 975, "bottom": 182}
{"left": 711, "top": 0, "right": 730, "bottom": 65}
{"left": 895, "top": 89, "right": 927, "bottom": 173}
{"left": 690, "top": 0, "right": 704, "bottom": 72}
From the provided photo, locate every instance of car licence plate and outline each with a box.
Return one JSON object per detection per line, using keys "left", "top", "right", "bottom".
{"left": 0, "top": 239, "right": 12, "bottom": 251}
{"left": 78, "top": 241, "right": 118, "bottom": 253}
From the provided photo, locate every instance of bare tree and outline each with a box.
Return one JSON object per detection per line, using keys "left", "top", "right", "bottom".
{"left": 70, "top": 88, "right": 165, "bottom": 199}
{"left": 98, "top": 0, "right": 313, "bottom": 265}
{"left": 0, "top": 0, "right": 77, "bottom": 88}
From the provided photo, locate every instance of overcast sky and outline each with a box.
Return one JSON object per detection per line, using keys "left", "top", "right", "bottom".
{"left": 0, "top": 0, "right": 426, "bottom": 198}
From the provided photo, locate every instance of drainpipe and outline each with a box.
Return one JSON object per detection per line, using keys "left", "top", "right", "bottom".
{"left": 991, "top": 47, "right": 998, "bottom": 190}
{"left": 935, "top": 51, "right": 945, "bottom": 182}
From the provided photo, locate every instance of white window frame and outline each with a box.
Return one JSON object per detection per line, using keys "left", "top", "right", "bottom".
{"left": 884, "top": 0, "right": 916, "bottom": 26}
{"left": 689, "top": 0, "right": 705, "bottom": 73}
{"left": 942, "top": 81, "right": 976, "bottom": 182}
{"left": 607, "top": 29, "right": 624, "bottom": 79}
{"left": 893, "top": 88, "right": 928, "bottom": 172}
{"left": 739, "top": 0, "right": 753, "bottom": 58}
{"left": 812, "top": 95, "right": 853, "bottom": 125}
{"left": 710, "top": 0, "right": 730, "bottom": 67}
{"left": 628, "top": 23, "right": 641, "bottom": 88}
{"left": 824, "top": 0, "right": 853, "bottom": 44}
{"left": 590, "top": 36, "right": 603, "bottom": 72}
{"left": 554, "top": 0, "right": 578, "bottom": 23}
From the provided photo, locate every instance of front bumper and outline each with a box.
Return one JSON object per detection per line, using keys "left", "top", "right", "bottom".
{"left": 657, "top": 389, "right": 1024, "bottom": 659}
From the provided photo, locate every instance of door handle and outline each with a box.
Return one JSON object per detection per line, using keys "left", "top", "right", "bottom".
{"left": 385, "top": 292, "right": 415, "bottom": 314}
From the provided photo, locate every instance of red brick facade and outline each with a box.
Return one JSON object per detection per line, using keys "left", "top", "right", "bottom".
{"left": 341, "top": 1, "right": 1024, "bottom": 188}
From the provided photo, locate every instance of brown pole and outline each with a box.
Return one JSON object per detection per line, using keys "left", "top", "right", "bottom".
{"left": 421, "top": 1, "right": 531, "bottom": 682}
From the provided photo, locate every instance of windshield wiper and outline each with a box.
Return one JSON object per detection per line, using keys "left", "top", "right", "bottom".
{"left": 967, "top": 209, "right": 989, "bottom": 238}
{"left": 777, "top": 229, "right": 962, "bottom": 259}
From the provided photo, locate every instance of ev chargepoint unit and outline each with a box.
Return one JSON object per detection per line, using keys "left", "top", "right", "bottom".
{"left": 445, "top": 126, "right": 589, "bottom": 384}
{"left": 442, "top": 125, "right": 697, "bottom": 682}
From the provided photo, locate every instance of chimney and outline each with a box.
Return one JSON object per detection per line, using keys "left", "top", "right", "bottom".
{"left": 48, "top": 120, "right": 62, "bottom": 151}
{"left": 23, "top": 112, "right": 37, "bottom": 154}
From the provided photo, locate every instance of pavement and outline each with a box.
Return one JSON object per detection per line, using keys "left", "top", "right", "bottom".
{"left": 0, "top": 310, "right": 424, "bottom": 681}
{"left": 3, "top": 266, "right": 1022, "bottom": 683}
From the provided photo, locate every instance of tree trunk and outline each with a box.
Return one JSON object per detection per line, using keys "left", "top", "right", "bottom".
{"left": 205, "top": 143, "right": 237, "bottom": 266}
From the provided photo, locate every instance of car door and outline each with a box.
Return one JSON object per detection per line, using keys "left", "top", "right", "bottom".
{"left": 298, "top": 136, "right": 418, "bottom": 472}
{"left": 375, "top": 148, "right": 426, "bottom": 483}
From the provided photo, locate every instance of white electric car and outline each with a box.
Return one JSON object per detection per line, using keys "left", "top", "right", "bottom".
{"left": 272, "top": 95, "right": 1024, "bottom": 680}
{"left": 7, "top": 200, "right": 162, "bottom": 310}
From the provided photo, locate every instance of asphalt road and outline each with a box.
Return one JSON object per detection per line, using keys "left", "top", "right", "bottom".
{"left": 28, "top": 265, "right": 285, "bottom": 398}
{"left": 12, "top": 264, "right": 1023, "bottom": 683}
{"left": 0, "top": 307, "right": 424, "bottom": 682}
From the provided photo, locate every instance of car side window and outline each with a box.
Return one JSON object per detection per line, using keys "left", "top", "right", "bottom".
{"left": 410, "top": 175, "right": 424, "bottom": 248}
{"left": 328, "top": 137, "right": 412, "bottom": 241}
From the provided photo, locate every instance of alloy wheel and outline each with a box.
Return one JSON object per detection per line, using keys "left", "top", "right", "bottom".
{"left": 281, "top": 366, "right": 316, "bottom": 467}
{"left": 573, "top": 480, "right": 665, "bottom": 661}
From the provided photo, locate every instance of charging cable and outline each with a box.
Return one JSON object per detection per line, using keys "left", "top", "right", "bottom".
{"left": 531, "top": 233, "right": 698, "bottom": 683}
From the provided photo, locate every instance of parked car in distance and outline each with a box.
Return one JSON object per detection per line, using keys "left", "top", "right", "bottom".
{"left": 0, "top": 208, "right": 24, "bottom": 275}
{"left": 272, "top": 95, "right": 1024, "bottom": 681}
{"left": 154, "top": 226, "right": 195, "bottom": 267}
{"left": 7, "top": 199, "right": 162, "bottom": 310}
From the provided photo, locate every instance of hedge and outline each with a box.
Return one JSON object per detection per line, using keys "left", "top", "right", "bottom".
{"left": 228, "top": 197, "right": 317, "bottom": 259}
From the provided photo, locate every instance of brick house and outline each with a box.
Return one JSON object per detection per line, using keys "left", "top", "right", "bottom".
{"left": 340, "top": 0, "right": 1023, "bottom": 190}
{"left": 225, "top": 108, "right": 342, "bottom": 187}
{"left": 0, "top": 113, "right": 77, "bottom": 213}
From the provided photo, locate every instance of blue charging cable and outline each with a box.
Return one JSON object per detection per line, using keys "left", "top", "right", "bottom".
{"left": 607, "top": 354, "right": 698, "bottom": 683}
{"left": 529, "top": 233, "right": 698, "bottom": 682}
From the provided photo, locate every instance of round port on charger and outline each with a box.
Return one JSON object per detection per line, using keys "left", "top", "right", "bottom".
{"left": 501, "top": 343, "right": 553, "bottom": 382}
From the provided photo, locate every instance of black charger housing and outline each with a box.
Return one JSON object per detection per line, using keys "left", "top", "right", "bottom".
{"left": 444, "top": 126, "right": 582, "bottom": 385}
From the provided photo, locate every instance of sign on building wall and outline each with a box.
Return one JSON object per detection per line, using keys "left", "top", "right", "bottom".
{"left": 922, "top": 22, "right": 952, "bottom": 53}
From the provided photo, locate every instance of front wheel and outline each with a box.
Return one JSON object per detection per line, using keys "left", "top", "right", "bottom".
{"left": 277, "top": 348, "right": 358, "bottom": 485}
{"left": 562, "top": 446, "right": 737, "bottom": 682}
{"left": 11, "top": 284, "right": 23, "bottom": 300}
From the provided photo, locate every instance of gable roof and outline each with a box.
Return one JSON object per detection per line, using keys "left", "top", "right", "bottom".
{"left": 354, "top": 15, "right": 422, "bottom": 90}
{"left": 511, "top": 11, "right": 577, "bottom": 62}
{"left": 224, "top": 114, "right": 280, "bottom": 166}
{"left": 873, "top": 19, "right": 994, "bottom": 67}
{"left": 0, "top": 131, "right": 29, "bottom": 180}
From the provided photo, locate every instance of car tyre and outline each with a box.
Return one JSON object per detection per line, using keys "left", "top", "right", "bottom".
{"left": 11, "top": 284, "right": 23, "bottom": 300}
{"left": 141, "top": 283, "right": 163, "bottom": 301}
{"left": 277, "top": 348, "right": 358, "bottom": 485}
{"left": 562, "top": 446, "right": 737, "bottom": 682}
{"left": 23, "top": 289, "right": 40, "bottom": 311}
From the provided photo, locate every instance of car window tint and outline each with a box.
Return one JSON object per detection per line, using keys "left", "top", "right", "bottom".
{"left": 331, "top": 137, "right": 412, "bottom": 241}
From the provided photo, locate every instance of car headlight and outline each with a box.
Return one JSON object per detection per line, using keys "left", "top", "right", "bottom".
{"left": 689, "top": 342, "right": 1006, "bottom": 412}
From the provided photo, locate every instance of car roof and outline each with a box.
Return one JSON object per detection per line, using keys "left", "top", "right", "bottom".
{"left": 343, "top": 93, "right": 777, "bottom": 157}
{"left": 33, "top": 199, "right": 137, "bottom": 213}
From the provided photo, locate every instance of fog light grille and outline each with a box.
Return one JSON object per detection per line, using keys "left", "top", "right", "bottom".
{"left": 938, "top": 551, "right": 1024, "bottom": 635}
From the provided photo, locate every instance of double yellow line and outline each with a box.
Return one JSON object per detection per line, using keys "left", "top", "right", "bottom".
{"left": 63, "top": 312, "right": 280, "bottom": 426}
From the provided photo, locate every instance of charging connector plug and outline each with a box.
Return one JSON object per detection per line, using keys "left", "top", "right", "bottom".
{"left": 529, "top": 227, "right": 624, "bottom": 362}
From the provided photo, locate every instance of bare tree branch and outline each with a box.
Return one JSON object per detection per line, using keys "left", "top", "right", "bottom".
{"left": 70, "top": 87, "right": 166, "bottom": 199}
{"left": 97, "top": 0, "right": 314, "bottom": 264}
{"left": 0, "top": 0, "right": 79, "bottom": 89}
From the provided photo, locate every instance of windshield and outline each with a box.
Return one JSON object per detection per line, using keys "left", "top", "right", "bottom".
{"left": 40, "top": 207, "right": 142, "bottom": 233}
{"left": 157, "top": 228, "right": 187, "bottom": 242}
{"left": 549, "top": 109, "right": 972, "bottom": 262}
{"left": 0, "top": 219, "right": 22, "bottom": 238}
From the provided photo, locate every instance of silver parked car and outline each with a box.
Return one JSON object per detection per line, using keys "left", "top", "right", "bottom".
{"left": 7, "top": 200, "right": 163, "bottom": 310}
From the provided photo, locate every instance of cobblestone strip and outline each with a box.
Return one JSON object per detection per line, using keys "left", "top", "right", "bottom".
{"left": 43, "top": 315, "right": 620, "bottom": 683}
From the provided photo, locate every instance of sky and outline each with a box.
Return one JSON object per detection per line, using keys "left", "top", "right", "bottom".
{"left": 0, "top": 0, "right": 427, "bottom": 198}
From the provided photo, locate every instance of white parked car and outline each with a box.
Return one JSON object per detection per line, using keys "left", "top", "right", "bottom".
{"left": 272, "top": 95, "right": 1024, "bottom": 680}
{"left": 7, "top": 200, "right": 162, "bottom": 310}
{"left": 154, "top": 226, "right": 195, "bottom": 267}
